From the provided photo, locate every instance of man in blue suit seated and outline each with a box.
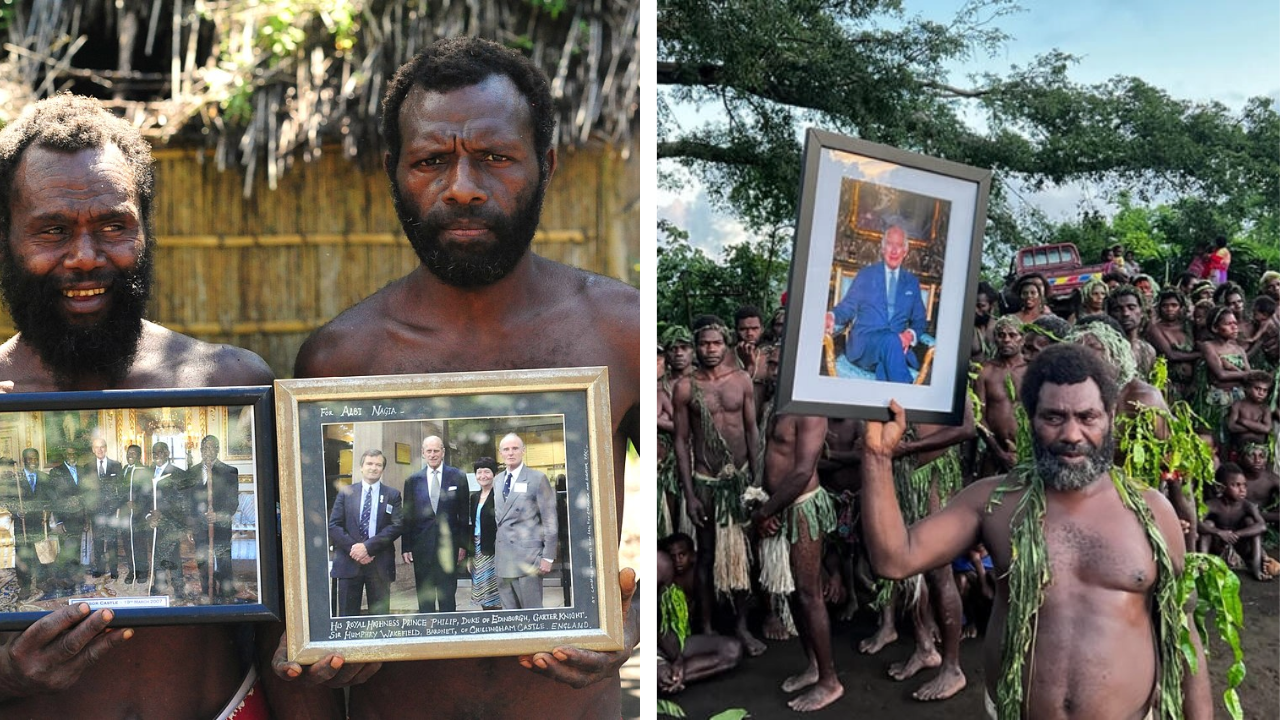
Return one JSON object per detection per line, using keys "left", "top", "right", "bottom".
{"left": 329, "top": 449, "right": 403, "bottom": 616}
{"left": 824, "top": 225, "right": 929, "bottom": 384}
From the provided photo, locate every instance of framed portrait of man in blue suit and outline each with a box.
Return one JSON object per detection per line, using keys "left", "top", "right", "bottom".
{"left": 777, "top": 129, "right": 991, "bottom": 425}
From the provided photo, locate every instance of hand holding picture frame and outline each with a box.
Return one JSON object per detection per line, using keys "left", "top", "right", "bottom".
{"left": 0, "top": 387, "right": 279, "bottom": 629}
{"left": 274, "top": 367, "right": 623, "bottom": 663}
{"left": 777, "top": 129, "right": 991, "bottom": 424}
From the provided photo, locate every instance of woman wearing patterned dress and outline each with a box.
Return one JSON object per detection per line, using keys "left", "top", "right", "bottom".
{"left": 468, "top": 457, "right": 501, "bottom": 610}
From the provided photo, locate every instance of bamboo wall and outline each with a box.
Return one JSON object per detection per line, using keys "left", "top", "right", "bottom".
{"left": 0, "top": 141, "right": 639, "bottom": 377}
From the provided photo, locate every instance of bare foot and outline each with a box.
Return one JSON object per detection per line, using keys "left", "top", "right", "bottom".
{"left": 763, "top": 612, "right": 791, "bottom": 641}
{"left": 787, "top": 679, "right": 844, "bottom": 712}
{"left": 888, "top": 646, "right": 941, "bottom": 681}
{"left": 781, "top": 664, "right": 819, "bottom": 693}
{"left": 858, "top": 625, "right": 897, "bottom": 654}
{"left": 836, "top": 596, "right": 859, "bottom": 621}
{"left": 912, "top": 665, "right": 966, "bottom": 701}
{"left": 961, "top": 624, "right": 978, "bottom": 640}
{"left": 1254, "top": 567, "right": 1274, "bottom": 582}
{"left": 737, "top": 628, "right": 767, "bottom": 657}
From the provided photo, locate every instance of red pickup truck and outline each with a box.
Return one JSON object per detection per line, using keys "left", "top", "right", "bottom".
{"left": 1008, "top": 243, "right": 1113, "bottom": 299}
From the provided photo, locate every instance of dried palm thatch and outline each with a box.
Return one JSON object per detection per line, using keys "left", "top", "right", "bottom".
{"left": 0, "top": 0, "right": 639, "bottom": 196}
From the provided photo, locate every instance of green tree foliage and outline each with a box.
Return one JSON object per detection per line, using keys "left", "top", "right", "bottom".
{"left": 658, "top": 0, "right": 1278, "bottom": 291}
{"left": 657, "top": 220, "right": 790, "bottom": 330}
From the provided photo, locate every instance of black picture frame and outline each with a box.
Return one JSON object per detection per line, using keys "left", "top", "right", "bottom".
{"left": 777, "top": 129, "right": 991, "bottom": 424}
{"left": 0, "top": 386, "right": 280, "bottom": 630}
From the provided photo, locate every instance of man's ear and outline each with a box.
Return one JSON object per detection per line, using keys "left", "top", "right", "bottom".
{"left": 542, "top": 147, "right": 558, "bottom": 187}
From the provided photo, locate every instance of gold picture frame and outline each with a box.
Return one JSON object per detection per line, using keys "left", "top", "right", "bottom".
{"left": 274, "top": 367, "right": 622, "bottom": 663}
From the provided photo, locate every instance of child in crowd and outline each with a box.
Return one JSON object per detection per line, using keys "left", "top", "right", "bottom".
{"left": 1239, "top": 443, "right": 1279, "bottom": 527}
{"left": 1199, "top": 464, "right": 1271, "bottom": 581}
{"left": 658, "top": 533, "right": 743, "bottom": 694}
{"left": 1226, "top": 370, "right": 1275, "bottom": 452}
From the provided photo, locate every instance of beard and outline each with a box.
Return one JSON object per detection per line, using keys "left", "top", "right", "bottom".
{"left": 975, "top": 312, "right": 990, "bottom": 326}
{"left": 0, "top": 245, "right": 152, "bottom": 388}
{"left": 1032, "top": 431, "right": 1115, "bottom": 491}
{"left": 391, "top": 177, "right": 546, "bottom": 288}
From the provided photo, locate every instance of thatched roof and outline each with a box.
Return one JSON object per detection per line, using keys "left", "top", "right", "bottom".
{"left": 0, "top": 0, "right": 638, "bottom": 195}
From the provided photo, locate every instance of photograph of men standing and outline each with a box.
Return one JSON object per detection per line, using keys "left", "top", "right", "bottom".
{"left": 191, "top": 435, "right": 238, "bottom": 602}
{"left": 89, "top": 437, "right": 123, "bottom": 579}
{"left": 147, "top": 441, "right": 187, "bottom": 598}
{"left": 48, "top": 444, "right": 93, "bottom": 592}
{"left": 329, "top": 449, "right": 403, "bottom": 616}
{"left": 402, "top": 435, "right": 468, "bottom": 613}
{"left": 494, "top": 433, "right": 558, "bottom": 610}
{"left": 825, "top": 224, "right": 930, "bottom": 383}
{"left": 121, "top": 444, "right": 150, "bottom": 584}
{"left": 6, "top": 449, "right": 53, "bottom": 594}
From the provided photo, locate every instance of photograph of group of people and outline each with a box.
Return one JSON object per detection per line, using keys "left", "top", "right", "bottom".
{"left": 323, "top": 416, "right": 572, "bottom": 618}
{"left": 0, "top": 406, "right": 260, "bottom": 612}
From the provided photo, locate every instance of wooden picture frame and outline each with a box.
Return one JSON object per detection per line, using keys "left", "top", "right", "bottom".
{"left": 274, "top": 367, "right": 622, "bottom": 663}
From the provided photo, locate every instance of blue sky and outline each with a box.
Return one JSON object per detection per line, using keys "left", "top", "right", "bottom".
{"left": 658, "top": 0, "right": 1280, "bottom": 255}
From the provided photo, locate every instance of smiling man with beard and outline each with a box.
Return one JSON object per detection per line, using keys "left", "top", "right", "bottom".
{"left": 284, "top": 38, "right": 639, "bottom": 719}
{"left": 860, "top": 343, "right": 1212, "bottom": 720}
{"left": 0, "top": 94, "right": 327, "bottom": 719}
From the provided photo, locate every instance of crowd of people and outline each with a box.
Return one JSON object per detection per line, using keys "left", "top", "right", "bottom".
{"left": 657, "top": 255, "right": 1279, "bottom": 716}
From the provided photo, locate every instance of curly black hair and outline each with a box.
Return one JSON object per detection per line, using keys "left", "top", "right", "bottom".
{"left": 1105, "top": 283, "right": 1144, "bottom": 314}
{"left": 0, "top": 93, "right": 155, "bottom": 245}
{"left": 380, "top": 37, "right": 557, "bottom": 182}
{"left": 1020, "top": 342, "right": 1119, "bottom": 420}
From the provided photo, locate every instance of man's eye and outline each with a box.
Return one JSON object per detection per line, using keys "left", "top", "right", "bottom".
{"left": 483, "top": 153, "right": 510, "bottom": 162}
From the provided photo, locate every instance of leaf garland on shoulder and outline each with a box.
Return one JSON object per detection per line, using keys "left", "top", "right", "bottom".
{"left": 985, "top": 464, "right": 1186, "bottom": 720}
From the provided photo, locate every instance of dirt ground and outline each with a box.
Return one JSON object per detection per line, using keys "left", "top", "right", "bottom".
{"left": 668, "top": 569, "right": 1279, "bottom": 719}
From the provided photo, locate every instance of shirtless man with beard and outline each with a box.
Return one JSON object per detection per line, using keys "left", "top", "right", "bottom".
{"left": 0, "top": 94, "right": 323, "bottom": 719}
{"left": 673, "top": 317, "right": 761, "bottom": 655}
{"left": 975, "top": 316, "right": 1026, "bottom": 474}
{"left": 283, "top": 39, "right": 639, "bottom": 718}
{"left": 861, "top": 343, "right": 1212, "bottom": 719}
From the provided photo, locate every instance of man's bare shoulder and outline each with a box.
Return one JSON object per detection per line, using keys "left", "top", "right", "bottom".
{"left": 963, "top": 475, "right": 1016, "bottom": 513}
{"left": 134, "top": 322, "right": 274, "bottom": 386}
{"left": 294, "top": 285, "right": 401, "bottom": 377}
{"left": 1124, "top": 380, "right": 1169, "bottom": 413}
{"left": 536, "top": 259, "right": 638, "bottom": 338}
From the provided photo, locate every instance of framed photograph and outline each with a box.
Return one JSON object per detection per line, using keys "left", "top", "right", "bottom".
{"left": 275, "top": 367, "right": 622, "bottom": 663}
{"left": 0, "top": 387, "right": 279, "bottom": 629}
{"left": 778, "top": 129, "right": 990, "bottom": 423}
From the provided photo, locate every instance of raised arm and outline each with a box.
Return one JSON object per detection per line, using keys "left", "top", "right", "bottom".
{"left": 861, "top": 401, "right": 988, "bottom": 580}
